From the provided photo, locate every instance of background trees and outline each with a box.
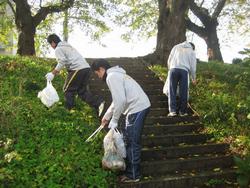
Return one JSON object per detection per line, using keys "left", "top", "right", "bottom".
{"left": 1, "top": 0, "right": 117, "bottom": 56}
{"left": 0, "top": 0, "right": 249, "bottom": 64}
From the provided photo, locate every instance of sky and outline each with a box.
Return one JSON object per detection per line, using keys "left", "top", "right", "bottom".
{"left": 48, "top": 25, "right": 249, "bottom": 64}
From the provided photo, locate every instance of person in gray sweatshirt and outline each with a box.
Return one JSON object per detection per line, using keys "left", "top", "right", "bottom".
{"left": 45, "top": 34, "right": 104, "bottom": 116}
{"left": 167, "top": 41, "right": 197, "bottom": 117}
{"left": 91, "top": 59, "right": 151, "bottom": 183}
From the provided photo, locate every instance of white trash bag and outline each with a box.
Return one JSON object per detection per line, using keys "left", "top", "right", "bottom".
{"left": 113, "top": 128, "right": 126, "bottom": 158}
{"left": 37, "top": 81, "right": 59, "bottom": 108}
{"left": 102, "top": 129, "right": 126, "bottom": 171}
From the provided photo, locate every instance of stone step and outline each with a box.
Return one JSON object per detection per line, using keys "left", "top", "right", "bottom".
{"left": 119, "top": 168, "right": 236, "bottom": 188}
{"left": 145, "top": 116, "right": 199, "bottom": 125}
{"left": 141, "top": 143, "right": 229, "bottom": 161}
{"left": 142, "top": 133, "right": 210, "bottom": 147}
{"left": 141, "top": 155, "right": 234, "bottom": 177}
{"left": 143, "top": 124, "right": 202, "bottom": 135}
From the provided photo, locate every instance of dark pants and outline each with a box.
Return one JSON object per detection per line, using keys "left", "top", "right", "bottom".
{"left": 124, "top": 107, "right": 150, "bottom": 179}
{"left": 168, "top": 68, "right": 188, "bottom": 113}
{"left": 63, "top": 68, "right": 103, "bottom": 110}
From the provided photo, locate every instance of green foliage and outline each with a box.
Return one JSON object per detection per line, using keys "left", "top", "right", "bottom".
{"left": 234, "top": 155, "right": 250, "bottom": 187}
{"left": 204, "top": 178, "right": 226, "bottom": 187}
{"left": 112, "top": 0, "right": 158, "bottom": 41}
{"left": 0, "top": 55, "right": 113, "bottom": 187}
{"left": 0, "top": 3, "right": 15, "bottom": 49}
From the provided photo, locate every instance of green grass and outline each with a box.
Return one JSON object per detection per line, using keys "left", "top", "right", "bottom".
{"left": 0, "top": 55, "right": 114, "bottom": 187}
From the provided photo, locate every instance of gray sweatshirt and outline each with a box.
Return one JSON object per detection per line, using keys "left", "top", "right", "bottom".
{"left": 54, "top": 41, "right": 90, "bottom": 71}
{"left": 103, "top": 66, "right": 151, "bottom": 127}
{"left": 167, "top": 41, "right": 197, "bottom": 80}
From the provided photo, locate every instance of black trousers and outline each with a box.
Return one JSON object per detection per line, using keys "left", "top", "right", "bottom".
{"left": 63, "top": 68, "right": 102, "bottom": 110}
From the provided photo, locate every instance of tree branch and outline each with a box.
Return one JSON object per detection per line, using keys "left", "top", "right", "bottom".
{"left": 186, "top": 18, "right": 206, "bottom": 38}
{"left": 189, "top": 0, "right": 211, "bottom": 25}
{"left": 33, "top": 0, "right": 74, "bottom": 27}
{"left": 7, "top": 0, "right": 16, "bottom": 15}
{"left": 212, "top": 0, "right": 226, "bottom": 19}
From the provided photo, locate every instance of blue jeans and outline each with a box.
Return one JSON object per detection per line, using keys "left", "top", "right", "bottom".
{"left": 124, "top": 107, "right": 150, "bottom": 179}
{"left": 168, "top": 68, "right": 188, "bottom": 113}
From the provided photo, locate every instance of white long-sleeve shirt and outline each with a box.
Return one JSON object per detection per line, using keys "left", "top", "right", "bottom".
{"left": 103, "top": 66, "right": 151, "bottom": 127}
{"left": 54, "top": 42, "right": 90, "bottom": 71}
{"left": 167, "top": 41, "right": 197, "bottom": 80}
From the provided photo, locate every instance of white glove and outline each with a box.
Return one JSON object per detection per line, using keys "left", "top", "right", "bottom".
{"left": 45, "top": 72, "right": 55, "bottom": 81}
{"left": 108, "top": 121, "right": 118, "bottom": 129}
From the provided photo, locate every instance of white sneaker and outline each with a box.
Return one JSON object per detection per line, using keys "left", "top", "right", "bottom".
{"left": 98, "top": 101, "right": 105, "bottom": 117}
{"left": 179, "top": 112, "right": 188, "bottom": 117}
{"left": 168, "top": 112, "right": 177, "bottom": 117}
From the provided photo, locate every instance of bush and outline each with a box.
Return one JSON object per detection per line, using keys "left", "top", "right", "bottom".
{"left": 0, "top": 55, "right": 113, "bottom": 187}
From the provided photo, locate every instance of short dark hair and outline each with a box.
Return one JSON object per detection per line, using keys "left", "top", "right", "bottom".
{"left": 189, "top": 42, "right": 195, "bottom": 50}
{"left": 91, "top": 59, "right": 111, "bottom": 71}
{"left": 47, "top": 34, "right": 61, "bottom": 45}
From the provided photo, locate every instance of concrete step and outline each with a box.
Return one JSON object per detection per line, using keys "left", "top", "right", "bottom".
{"left": 143, "top": 124, "right": 202, "bottom": 135}
{"left": 145, "top": 116, "right": 199, "bottom": 125}
{"left": 141, "top": 143, "right": 229, "bottom": 161}
{"left": 142, "top": 133, "right": 210, "bottom": 147}
{"left": 119, "top": 168, "right": 236, "bottom": 188}
{"left": 141, "top": 155, "right": 234, "bottom": 177}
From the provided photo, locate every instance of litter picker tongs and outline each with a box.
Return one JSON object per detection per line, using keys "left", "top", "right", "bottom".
{"left": 85, "top": 125, "right": 104, "bottom": 142}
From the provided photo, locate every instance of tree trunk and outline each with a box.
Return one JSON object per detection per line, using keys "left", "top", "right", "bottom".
{"left": 63, "top": 10, "right": 69, "bottom": 42}
{"left": 205, "top": 26, "right": 223, "bottom": 61}
{"left": 15, "top": 0, "right": 36, "bottom": 55}
{"left": 186, "top": 0, "right": 225, "bottom": 62}
{"left": 11, "top": 0, "right": 74, "bottom": 56}
{"left": 154, "top": 0, "right": 189, "bottom": 65}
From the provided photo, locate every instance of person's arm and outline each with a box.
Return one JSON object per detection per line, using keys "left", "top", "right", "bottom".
{"left": 167, "top": 46, "right": 176, "bottom": 69}
{"left": 106, "top": 73, "right": 126, "bottom": 128}
{"left": 54, "top": 48, "right": 67, "bottom": 72}
{"left": 189, "top": 51, "right": 197, "bottom": 84}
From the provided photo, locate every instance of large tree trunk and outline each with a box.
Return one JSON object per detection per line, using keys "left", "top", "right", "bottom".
{"left": 154, "top": 0, "right": 189, "bottom": 65}
{"left": 15, "top": 0, "right": 36, "bottom": 55}
{"left": 205, "top": 27, "right": 223, "bottom": 61}
{"left": 186, "top": 0, "right": 225, "bottom": 62}
{"left": 11, "top": 0, "right": 74, "bottom": 56}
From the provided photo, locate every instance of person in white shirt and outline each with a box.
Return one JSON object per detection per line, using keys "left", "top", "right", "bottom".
{"left": 167, "top": 41, "right": 197, "bottom": 117}
{"left": 91, "top": 59, "right": 151, "bottom": 183}
{"left": 45, "top": 34, "right": 104, "bottom": 116}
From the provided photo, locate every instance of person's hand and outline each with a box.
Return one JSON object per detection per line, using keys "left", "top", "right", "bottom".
{"left": 45, "top": 72, "right": 55, "bottom": 81}
{"left": 108, "top": 121, "right": 117, "bottom": 129}
{"left": 192, "top": 79, "right": 197, "bottom": 85}
{"left": 101, "top": 117, "right": 109, "bottom": 127}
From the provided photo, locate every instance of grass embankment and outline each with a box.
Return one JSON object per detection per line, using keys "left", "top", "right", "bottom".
{"left": 150, "top": 61, "right": 250, "bottom": 155}
{"left": 0, "top": 55, "right": 113, "bottom": 187}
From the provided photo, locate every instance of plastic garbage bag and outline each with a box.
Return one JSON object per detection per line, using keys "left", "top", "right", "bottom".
{"left": 37, "top": 81, "right": 59, "bottom": 108}
{"left": 102, "top": 129, "right": 126, "bottom": 171}
{"left": 113, "top": 129, "right": 126, "bottom": 158}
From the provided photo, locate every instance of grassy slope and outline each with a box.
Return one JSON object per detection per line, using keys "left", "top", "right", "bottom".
{"left": 1, "top": 55, "right": 250, "bottom": 186}
{"left": 150, "top": 61, "right": 250, "bottom": 155}
{"left": 0, "top": 55, "right": 113, "bottom": 187}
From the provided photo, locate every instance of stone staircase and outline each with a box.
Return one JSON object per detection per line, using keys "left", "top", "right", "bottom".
{"left": 88, "top": 58, "right": 237, "bottom": 188}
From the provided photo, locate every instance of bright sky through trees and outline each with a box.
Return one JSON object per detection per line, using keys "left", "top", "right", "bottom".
{"left": 47, "top": 24, "right": 248, "bottom": 64}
